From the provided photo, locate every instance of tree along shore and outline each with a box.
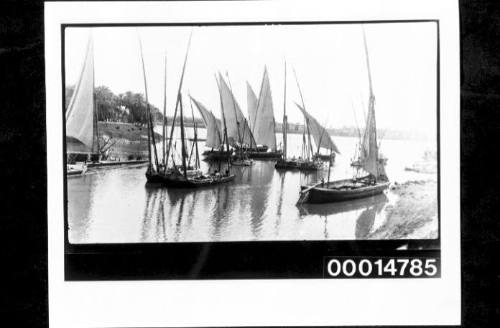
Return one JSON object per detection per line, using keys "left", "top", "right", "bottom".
{"left": 66, "top": 85, "right": 427, "bottom": 141}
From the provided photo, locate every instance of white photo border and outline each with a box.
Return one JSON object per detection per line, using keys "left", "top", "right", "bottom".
{"left": 46, "top": 1, "right": 460, "bottom": 326}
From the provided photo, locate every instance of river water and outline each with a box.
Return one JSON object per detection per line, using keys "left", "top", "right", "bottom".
{"left": 67, "top": 130, "right": 437, "bottom": 243}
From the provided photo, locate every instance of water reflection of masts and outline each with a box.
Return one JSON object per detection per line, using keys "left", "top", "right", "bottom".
{"left": 155, "top": 188, "right": 167, "bottom": 242}
{"left": 274, "top": 171, "right": 286, "bottom": 235}
{"left": 175, "top": 195, "right": 187, "bottom": 241}
{"left": 140, "top": 188, "right": 158, "bottom": 242}
{"left": 248, "top": 162, "right": 274, "bottom": 238}
{"left": 210, "top": 185, "right": 230, "bottom": 240}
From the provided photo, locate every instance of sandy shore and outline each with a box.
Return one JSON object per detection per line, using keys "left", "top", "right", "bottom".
{"left": 368, "top": 180, "right": 438, "bottom": 239}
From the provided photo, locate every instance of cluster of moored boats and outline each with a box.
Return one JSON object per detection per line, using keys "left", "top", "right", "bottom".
{"left": 66, "top": 29, "right": 390, "bottom": 204}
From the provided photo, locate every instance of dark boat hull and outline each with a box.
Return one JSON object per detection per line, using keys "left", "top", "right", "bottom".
{"left": 313, "top": 153, "right": 336, "bottom": 162}
{"left": 275, "top": 159, "right": 300, "bottom": 169}
{"left": 202, "top": 150, "right": 232, "bottom": 161}
{"left": 86, "top": 159, "right": 148, "bottom": 168}
{"left": 247, "top": 151, "right": 282, "bottom": 159}
{"left": 300, "top": 178, "right": 390, "bottom": 203}
{"left": 146, "top": 171, "right": 235, "bottom": 188}
{"left": 275, "top": 159, "right": 321, "bottom": 171}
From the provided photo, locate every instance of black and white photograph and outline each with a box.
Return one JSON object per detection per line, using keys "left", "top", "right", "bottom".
{"left": 44, "top": 1, "right": 461, "bottom": 326}
{"left": 65, "top": 23, "right": 438, "bottom": 244}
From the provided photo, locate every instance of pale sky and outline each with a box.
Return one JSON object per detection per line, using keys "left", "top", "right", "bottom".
{"left": 65, "top": 22, "right": 437, "bottom": 137}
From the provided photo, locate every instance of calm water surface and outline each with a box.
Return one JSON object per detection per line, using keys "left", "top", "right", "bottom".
{"left": 68, "top": 133, "right": 437, "bottom": 243}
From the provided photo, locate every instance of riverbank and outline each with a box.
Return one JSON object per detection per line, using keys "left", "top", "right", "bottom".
{"left": 99, "top": 122, "right": 162, "bottom": 160}
{"left": 368, "top": 180, "right": 438, "bottom": 239}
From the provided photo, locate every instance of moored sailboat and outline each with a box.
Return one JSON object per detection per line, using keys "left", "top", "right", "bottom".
{"left": 246, "top": 67, "right": 282, "bottom": 159}
{"left": 275, "top": 64, "right": 330, "bottom": 171}
{"left": 65, "top": 36, "right": 97, "bottom": 175}
{"left": 216, "top": 73, "right": 254, "bottom": 166}
{"left": 298, "top": 29, "right": 389, "bottom": 204}
{"left": 143, "top": 34, "right": 235, "bottom": 188}
{"left": 189, "top": 96, "right": 231, "bottom": 161}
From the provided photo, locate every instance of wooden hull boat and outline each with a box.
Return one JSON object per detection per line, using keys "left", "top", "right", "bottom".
{"left": 298, "top": 177, "right": 390, "bottom": 204}
{"left": 202, "top": 150, "right": 232, "bottom": 161}
{"left": 146, "top": 170, "right": 235, "bottom": 188}
{"left": 275, "top": 158, "right": 321, "bottom": 171}
{"left": 66, "top": 163, "right": 87, "bottom": 176}
{"left": 275, "top": 159, "right": 300, "bottom": 169}
{"left": 313, "top": 152, "right": 336, "bottom": 162}
{"left": 298, "top": 160, "right": 322, "bottom": 171}
{"left": 298, "top": 193, "right": 388, "bottom": 216}
{"left": 247, "top": 150, "right": 282, "bottom": 159}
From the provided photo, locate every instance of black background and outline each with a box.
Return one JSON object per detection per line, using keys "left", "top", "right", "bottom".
{"left": 1, "top": 0, "right": 499, "bottom": 327}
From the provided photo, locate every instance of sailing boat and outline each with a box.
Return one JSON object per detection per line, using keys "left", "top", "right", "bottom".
{"left": 245, "top": 67, "right": 282, "bottom": 159}
{"left": 216, "top": 72, "right": 253, "bottom": 166}
{"left": 275, "top": 64, "right": 332, "bottom": 171}
{"left": 144, "top": 34, "right": 235, "bottom": 187}
{"left": 189, "top": 96, "right": 232, "bottom": 161}
{"left": 295, "top": 103, "right": 340, "bottom": 163}
{"left": 297, "top": 29, "right": 389, "bottom": 204}
{"left": 65, "top": 36, "right": 97, "bottom": 175}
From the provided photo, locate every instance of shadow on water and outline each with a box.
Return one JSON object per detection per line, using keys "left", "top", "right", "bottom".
{"left": 298, "top": 193, "right": 389, "bottom": 239}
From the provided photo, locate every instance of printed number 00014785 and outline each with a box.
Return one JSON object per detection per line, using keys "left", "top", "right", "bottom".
{"left": 325, "top": 258, "right": 439, "bottom": 278}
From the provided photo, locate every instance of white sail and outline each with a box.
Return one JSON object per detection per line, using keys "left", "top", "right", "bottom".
{"left": 358, "top": 27, "right": 386, "bottom": 179}
{"left": 66, "top": 37, "right": 95, "bottom": 152}
{"left": 296, "top": 103, "right": 339, "bottom": 154}
{"left": 190, "top": 96, "right": 222, "bottom": 149}
{"left": 246, "top": 82, "right": 258, "bottom": 132}
{"left": 252, "top": 67, "right": 277, "bottom": 150}
{"left": 359, "top": 95, "right": 378, "bottom": 176}
{"left": 217, "top": 73, "right": 255, "bottom": 147}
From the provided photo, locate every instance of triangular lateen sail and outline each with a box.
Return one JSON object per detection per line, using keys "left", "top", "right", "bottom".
{"left": 66, "top": 36, "right": 95, "bottom": 152}
{"left": 295, "top": 103, "right": 340, "bottom": 154}
{"left": 190, "top": 96, "right": 223, "bottom": 149}
{"left": 246, "top": 82, "right": 258, "bottom": 133}
{"left": 217, "top": 73, "right": 256, "bottom": 147}
{"left": 358, "top": 97, "right": 378, "bottom": 177}
{"left": 252, "top": 67, "right": 277, "bottom": 151}
{"left": 358, "top": 27, "right": 385, "bottom": 179}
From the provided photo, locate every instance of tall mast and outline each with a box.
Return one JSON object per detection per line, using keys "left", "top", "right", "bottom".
{"left": 162, "top": 53, "right": 167, "bottom": 166}
{"left": 179, "top": 94, "right": 188, "bottom": 178}
{"left": 282, "top": 61, "right": 287, "bottom": 159}
{"left": 362, "top": 27, "right": 378, "bottom": 160}
{"left": 216, "top": 75, "right": 231, "bottom": 173}
{"left": 91, "top": 36, "right": 100, "bottom": 157}
{"left": 189, "top": 96, "right": 200, "bottom": 170}
{"left": 363, "top": 27, "right": 374, "bottom": 99}
{"left": 293, "top": 68, "right": 314, "bottom": 160}
{"left": 138, "top": 34, "right": 159, "bottom": 170}
{"left": 165, "top": 32, "right": 193, "bottom": 170}
{"left": 225, "top": 72, "right": 243, "bottom": 148}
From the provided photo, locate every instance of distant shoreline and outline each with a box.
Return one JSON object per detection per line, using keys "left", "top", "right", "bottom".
{"left": 95, "top": 120, "right": 430, "bottom": 141}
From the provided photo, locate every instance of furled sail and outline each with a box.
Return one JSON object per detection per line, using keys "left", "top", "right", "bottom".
{"left": 66, "top": 37, "right": 95, "bottom": 152}
{"left": 246, "top": 82, "right": 258, "bottom": 132}
{"left": 252, "top": 67, "right": 277, "bottom": 150}
{"left": 190, "top": 96, "right": 222, "bottom": 149}
{"left": 217, "top": 73, "right": 256, "bottom": 147}
{"left": 295, "top": 103, "right": 340, "bottom": 154}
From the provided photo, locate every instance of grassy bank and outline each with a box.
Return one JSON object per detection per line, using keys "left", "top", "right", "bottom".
{"left": 368, "top": 180, "right": 438, "bottom": 239}
{"left": 98, "top": 122, "right": 162, "bottom": 160}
